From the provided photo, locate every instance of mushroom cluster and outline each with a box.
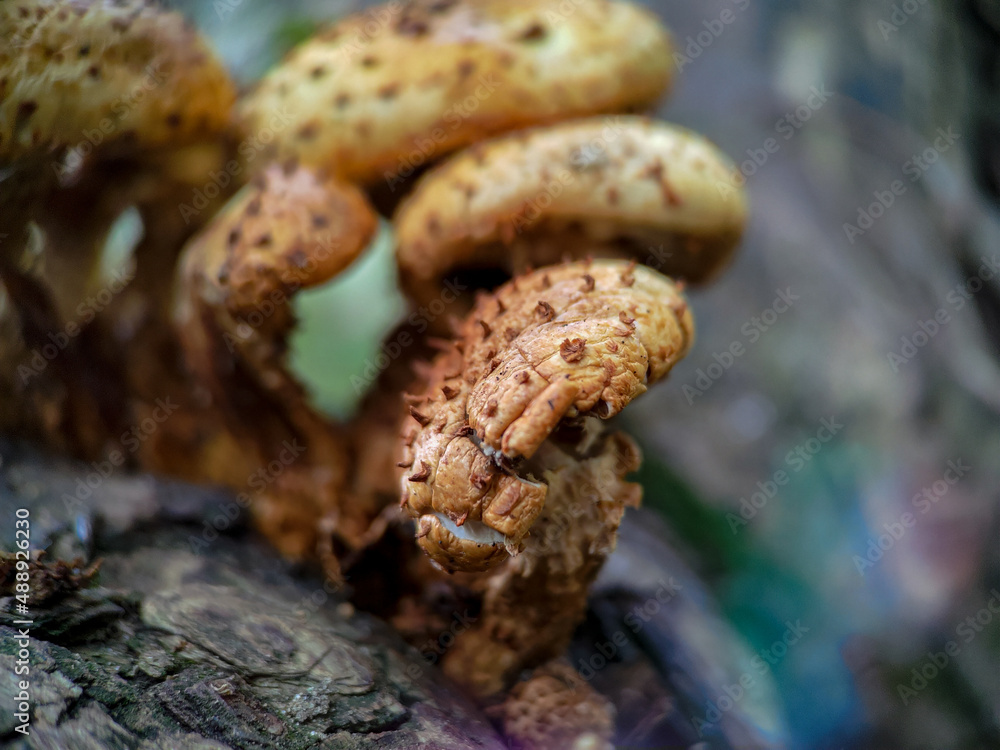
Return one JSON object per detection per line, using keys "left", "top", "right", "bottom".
{"left": 0, "top": 1, "right": 747, "bottom": 748}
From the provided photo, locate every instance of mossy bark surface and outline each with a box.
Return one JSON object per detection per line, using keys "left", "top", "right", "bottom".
{"left": 0, "top": 441, "right": 504, "bottom": 750}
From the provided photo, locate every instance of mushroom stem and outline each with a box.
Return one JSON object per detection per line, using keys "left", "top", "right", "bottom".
{"left": 442, "top": 431, "right": 642, "bottom": 698}
{"left": 398, "top": 259, "right": 692, "bottom": 702}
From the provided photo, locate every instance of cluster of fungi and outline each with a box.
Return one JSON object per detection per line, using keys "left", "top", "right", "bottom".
{"left": 0, "top": 1, "right": 746, "bottom": 748}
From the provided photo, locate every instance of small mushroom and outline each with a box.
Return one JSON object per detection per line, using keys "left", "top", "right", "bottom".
{"left": 177, "top": 163, "right": 376, "bottom": 319}
{"left": 399, "top": 260, "right": 692, "bottom": 572}
{"left": 239, "top": 0, "right": 674, "bottom": 185}
{"left": 174, "top": 162, "right": 378, "bottom": 561}
{"left": 395, "top": 116, "right": 747, "bottom": 311}
{"left": 396, "top": 259, "right": 694, "bottom": 706}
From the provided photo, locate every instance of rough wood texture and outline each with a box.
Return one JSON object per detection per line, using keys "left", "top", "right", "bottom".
{"left": 0, "top": 440, "right": 504, "bottom": 750}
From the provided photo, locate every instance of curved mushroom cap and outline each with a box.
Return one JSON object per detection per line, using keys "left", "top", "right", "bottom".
{"left": 178, "top": 161, "right": 377, "bottom": 320}
{"left": 395, "top": 116, "right": 747, "bottom": 308}
{"left": 0, "top": 0, "right": 236, "bottom": 161}
{"left": 399, "top": 259, "right": 693, "bottom": 573}
{"left": 239, "top": 0, "right": 673, "bottom": 186}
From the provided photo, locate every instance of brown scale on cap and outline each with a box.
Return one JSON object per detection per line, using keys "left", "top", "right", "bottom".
{"left": 0, "top": 0, "right": 235, "bottom": 162}
{"left": 395, "top": 116, "right": 748, "bottom": 314}
{"left": 394, "top": 260, "right": 696, "bottom": 717}
{"left": 399, "top": 260, "right": 692, "bottom": 574}
{"left": 560, "top": 338, "right": 586, "bottom": 363}
{"left": 239, "top": 0, "right": 674, "bottom": 186}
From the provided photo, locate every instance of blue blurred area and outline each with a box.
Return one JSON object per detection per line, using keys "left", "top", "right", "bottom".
{"left": 623, "top": 2, "right": 1000, "bottom": 747}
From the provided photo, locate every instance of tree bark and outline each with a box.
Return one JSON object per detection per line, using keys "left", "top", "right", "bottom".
{"left": 0, "top": 440, "right": 505, "bottom": 750}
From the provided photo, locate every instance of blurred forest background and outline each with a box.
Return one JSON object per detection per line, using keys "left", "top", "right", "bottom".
{"left": 163, "top": 0, "right": 1000, "bottom": 748}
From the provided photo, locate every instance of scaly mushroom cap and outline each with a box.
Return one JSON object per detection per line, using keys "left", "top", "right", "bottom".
{"left": 395, "top": 116, "right": 747, "bottom": 309}
{"left": 239, "top": 0, "right": 673, "bottom": 185}
{"left": 178, "top": 161, "right": 376, "bottom": 320}
{"left": 399, "top": 259, "right": 692, "bottom": 572}
{"left": 0, "top": 0, "right": 236, "bottom": 161}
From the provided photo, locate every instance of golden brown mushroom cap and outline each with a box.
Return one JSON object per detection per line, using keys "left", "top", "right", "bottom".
{"left": 177, "top": 161, "right": 376, "bottom": 320}
{"left": 0, "top": 0, "right": 236, "bottom": 161}
{"left": 239, "top": 0, "right": 673, "bottom": 185}
{"left": 395, "top": 116, "right": 748, "bottom": 308}
{"left": 399, "top": 259, "right": 692, "bottom": 572}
